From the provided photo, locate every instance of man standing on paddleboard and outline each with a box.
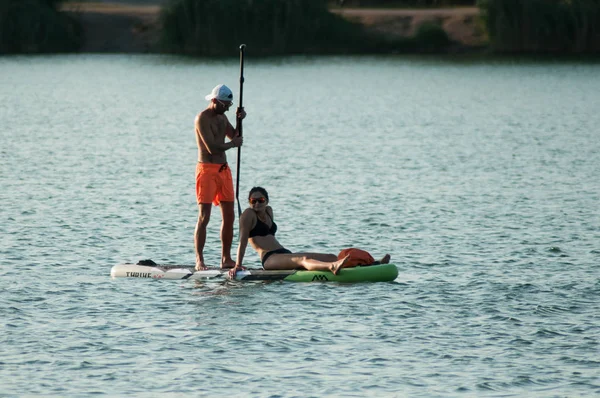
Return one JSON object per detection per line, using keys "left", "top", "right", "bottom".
{"left": 195, "top": 84, "right": 245, "bottom": 270}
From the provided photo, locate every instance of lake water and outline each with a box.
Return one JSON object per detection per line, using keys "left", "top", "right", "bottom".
{"left": 1, "top": 54, "right": 599, "bottom": 397}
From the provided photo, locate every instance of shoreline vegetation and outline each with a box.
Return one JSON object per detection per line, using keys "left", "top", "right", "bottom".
{"left": 1, "top": 0, "right": 599, "bottom": 56}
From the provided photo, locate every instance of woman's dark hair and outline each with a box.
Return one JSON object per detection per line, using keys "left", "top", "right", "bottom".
{"left": 248, "top": 186, "right": 269, "bottom": 202}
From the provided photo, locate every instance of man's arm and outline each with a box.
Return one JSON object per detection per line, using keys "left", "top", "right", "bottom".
{"left": 225, "top": 107, "right": 246, "bottom": 140}
{"left": 224, "top": 120, "right": 236, "bottom": 140}
{"left": 197, "top": 114, "right": 240, "bottom": 154}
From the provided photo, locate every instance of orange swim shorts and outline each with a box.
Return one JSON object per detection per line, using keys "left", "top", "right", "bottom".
{"left": 195, "top": 163, "right": 234, "bottom": 206}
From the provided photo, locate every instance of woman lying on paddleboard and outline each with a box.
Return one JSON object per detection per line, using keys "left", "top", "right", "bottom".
{"left": 229, "top": 187, "right": 390, "bottom": 277}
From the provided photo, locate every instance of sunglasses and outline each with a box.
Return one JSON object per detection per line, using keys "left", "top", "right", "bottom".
{"left": 249, "top": 197, "right": 266, "bottom": 204}
{"left": 217, "top": 99, "right": 233, "bottom": 108}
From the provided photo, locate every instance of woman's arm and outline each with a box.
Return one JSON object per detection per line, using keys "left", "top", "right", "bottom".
{"left": 234, "top": 209, "right": 254, "bottom": 269}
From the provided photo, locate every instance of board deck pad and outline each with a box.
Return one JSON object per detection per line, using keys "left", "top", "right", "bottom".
{"left": 111, "top": 261, "right": 398, "bottom": 283}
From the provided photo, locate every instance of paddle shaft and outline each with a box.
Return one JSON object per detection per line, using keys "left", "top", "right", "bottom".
{"left": 235, "top": 44, "right": 246, "bottom": 217}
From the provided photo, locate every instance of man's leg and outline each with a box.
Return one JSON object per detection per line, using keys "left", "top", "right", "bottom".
{"left": 219, "top": 201, "right": 236, "bottom": 269}
{"left": 195, "top": 203, "right": 212, "bottom": 270}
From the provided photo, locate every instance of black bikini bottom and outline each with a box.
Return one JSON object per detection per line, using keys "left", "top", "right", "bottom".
{"left": 261, "top": 248, "right": 292, "bottom": 266}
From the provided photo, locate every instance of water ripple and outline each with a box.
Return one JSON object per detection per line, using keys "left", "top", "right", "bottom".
{"left": 1, "top": 55, "right": 600, "bottom": 396}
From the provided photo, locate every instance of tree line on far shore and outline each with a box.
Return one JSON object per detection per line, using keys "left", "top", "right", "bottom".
{"left": 1, "top": 0, "right": 599, "bottom": 55}
{"left": 330, "top": 0, "right": 476, "bottom": 6}
{"left": 481, "top": 0, "right": 600, "bottom": 53}
{"left": 158, "top": 0, "right": 452, "bottom": 56}
{"left": 0, "top": 0, "right": 82, "bottom": 53}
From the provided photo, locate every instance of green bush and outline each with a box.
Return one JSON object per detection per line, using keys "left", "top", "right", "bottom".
{"left": 331, "top": 0, "right": 477, "bottom": 6}
{"left": 413, "top": 21, "right": 451, "bottom": 51}
{"left": 0, "top": 0, "right": 82, "bottom": 54}
{"left": 479, "top": 0, "right": 600, "bottom": 53}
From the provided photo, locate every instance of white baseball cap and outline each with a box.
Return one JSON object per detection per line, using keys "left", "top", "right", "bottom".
{"left": 205, "top": 84, "right": 234, "bottom": 102}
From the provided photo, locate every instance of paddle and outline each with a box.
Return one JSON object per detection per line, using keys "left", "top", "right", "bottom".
{"left": 235, "top": 44, "right": 246, "bottom": 217}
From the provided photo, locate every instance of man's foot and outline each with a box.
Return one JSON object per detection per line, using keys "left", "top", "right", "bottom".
{"left": 379, "top": 254, "right": 391, "bottom": 264}
{"left": 330, "top": 255, "right": 350, "bottom": 275}
{"left": 221, "top": 258, "right": 236, "bottom": 269}
{"left": 195, "top": 259, "right": 208, "bottom": 271}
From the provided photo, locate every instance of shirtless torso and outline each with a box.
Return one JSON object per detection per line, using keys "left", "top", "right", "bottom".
{"left": 195, "top": 108, "right": 238, "bottom": 163}
{"left": 194, "top": 87, "right": 245, "bottom": 271}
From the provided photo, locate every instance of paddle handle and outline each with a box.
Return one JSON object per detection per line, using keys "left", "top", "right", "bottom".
{"left": 235, "top": 44, "right": 246, "bottom": 217}
{"left": 237, "top": 44, "right": 245, "bottom": 134}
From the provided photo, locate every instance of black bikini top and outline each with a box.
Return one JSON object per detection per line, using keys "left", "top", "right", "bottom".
{"left": 249, "top": 213, "right": 277, "bottom": 238}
